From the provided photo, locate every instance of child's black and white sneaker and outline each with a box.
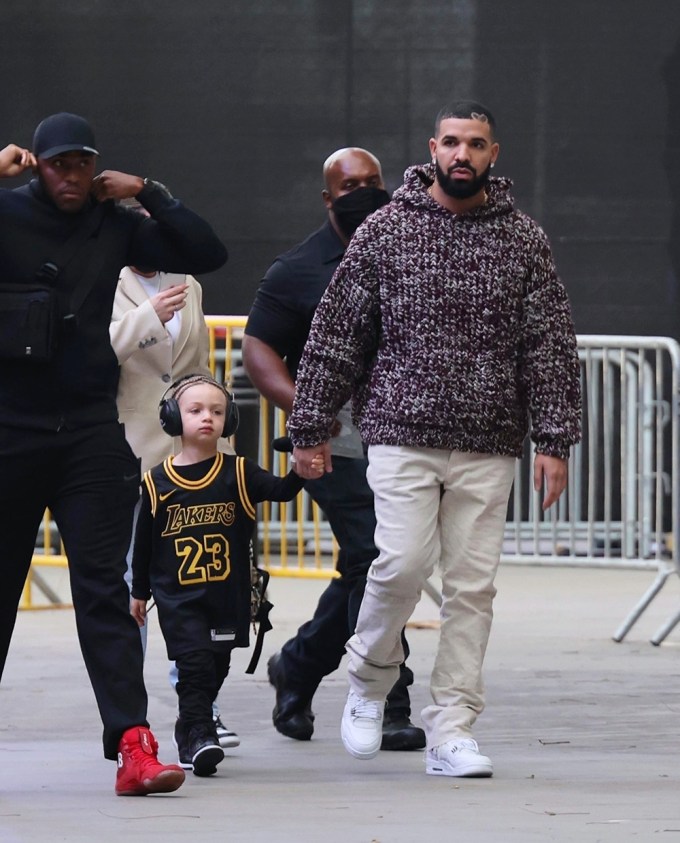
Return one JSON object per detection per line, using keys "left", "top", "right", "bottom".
{"left": 214, "top": 713, "right": 240, "bottom": 748}
{"left": 174, "top": 719, "right": 224, "bottom": 776}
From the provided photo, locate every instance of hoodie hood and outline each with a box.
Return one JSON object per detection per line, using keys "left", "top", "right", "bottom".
{"left": 392, "top": 162, "right": 515, "bottom": 219}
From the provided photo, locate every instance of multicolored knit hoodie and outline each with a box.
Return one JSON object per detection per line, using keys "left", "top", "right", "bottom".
{"left": 288, "top": 163, "right": 582, "bottom": 460}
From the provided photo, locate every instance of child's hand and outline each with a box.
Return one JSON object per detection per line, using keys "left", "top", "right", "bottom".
{"left": 308, "top": 453, "right": 326, "bottom": 476}
{"left": 131, "top": 598, "right": 147, "bottom": 628}
{"left": 291, "top": 451, "right": 325, "bottom": 477}
{"left": 291, "top": 444, "right": 332, "bottom": 478}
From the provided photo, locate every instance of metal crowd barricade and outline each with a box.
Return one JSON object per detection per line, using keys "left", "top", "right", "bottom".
{"left": 502, "top": 335, "right": 680, "bottom": 644}
{"left": 23, "top": 328, "right": 680, "bottom": 646}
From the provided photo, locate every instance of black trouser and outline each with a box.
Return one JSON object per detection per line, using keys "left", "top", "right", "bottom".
{"left": 280, "top": 455, "right": 414, "bottom": 715}
{"left": 0, "top": 421, "right": 147, "bottom": 759}
{"left": 175, "top": 649, "right": 231, "bottom": 727}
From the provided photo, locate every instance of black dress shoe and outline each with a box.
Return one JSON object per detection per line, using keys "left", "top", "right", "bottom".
{"left": 267, "top": 651, "right": 315, "bottom": 741}
{"left": 380, "top": 713, "right": 426, "bottom": 751}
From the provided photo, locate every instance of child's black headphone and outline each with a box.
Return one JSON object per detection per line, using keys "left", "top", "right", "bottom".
{"left": 158, "top": 374, "right": 240, "bottom": 438}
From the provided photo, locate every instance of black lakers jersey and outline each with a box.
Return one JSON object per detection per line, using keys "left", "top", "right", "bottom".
{"left": 132, "top": 452, "right": 304, "bottom": 658}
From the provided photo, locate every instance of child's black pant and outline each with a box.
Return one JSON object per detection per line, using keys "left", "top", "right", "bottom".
{"left": 175, "top": 648, "right": 232, "bottom": 727}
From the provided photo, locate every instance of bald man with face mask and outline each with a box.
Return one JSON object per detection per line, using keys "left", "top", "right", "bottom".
{"left": 242, "top": 148, "right": 425, "bottom": 752}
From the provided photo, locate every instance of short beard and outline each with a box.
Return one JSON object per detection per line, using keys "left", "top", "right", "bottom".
{"left": 434, "top": 159, "right": 492, "bottom": 199}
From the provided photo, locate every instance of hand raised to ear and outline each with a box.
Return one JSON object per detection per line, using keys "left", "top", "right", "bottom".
{"left": 91, "top": 170, "right": 144, "bottom": 202}
{"left": 0, "top": 144, "right": 36, "bottom": 178}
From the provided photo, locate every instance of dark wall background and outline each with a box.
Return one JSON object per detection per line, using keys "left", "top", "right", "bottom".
{"left": 1, "top": 0, "right": 679, "bottom": 335}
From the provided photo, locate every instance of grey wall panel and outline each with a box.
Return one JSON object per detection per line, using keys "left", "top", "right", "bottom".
{"left": 474, "top": 0, "right": 680, "bottom": 336}
{"left": 1, "top": 0, "right": 679, "bottom": 334}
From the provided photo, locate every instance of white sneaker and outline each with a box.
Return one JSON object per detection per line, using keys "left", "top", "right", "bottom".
{"left": 341, "top": 691, "right": 385, "bottom": 760}
{"left": 425, "top": 738, "right": 493, "bottom": 778}
{"left": 214, "top": 714, "right": 240, "bottom": 749}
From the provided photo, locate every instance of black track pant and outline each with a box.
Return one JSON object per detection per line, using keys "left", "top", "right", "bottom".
{"left": 0, "top": 421, "right": 148, "bottom": 759}
{"left": 175, "top": 648, "right": 232, "bottom": 728}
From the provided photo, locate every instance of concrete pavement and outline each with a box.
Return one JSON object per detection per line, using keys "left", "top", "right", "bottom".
{"left": 1, "top": 564, "right": 679, "bottom": 842}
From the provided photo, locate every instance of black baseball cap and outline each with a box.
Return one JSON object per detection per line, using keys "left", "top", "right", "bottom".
{"left": 32, "top": 112, "right": 99, "bottom": 159}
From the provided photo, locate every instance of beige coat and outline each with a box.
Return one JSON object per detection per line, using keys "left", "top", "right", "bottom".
{"left": 110, "top": 267, "right": 214, "bottom": 473}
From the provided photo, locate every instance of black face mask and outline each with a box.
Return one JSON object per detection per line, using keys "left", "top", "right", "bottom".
{"left": 331, "top": 186, "right": 390, "bottom": 238}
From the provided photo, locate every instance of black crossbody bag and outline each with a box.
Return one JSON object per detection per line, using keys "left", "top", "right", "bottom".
{"left": 0, "top": 203, "right": 108, "bottom": 362}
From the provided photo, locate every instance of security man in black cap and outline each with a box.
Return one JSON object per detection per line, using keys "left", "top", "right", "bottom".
{"left": 0, "top": 113, "right": 227, "bottom": 796}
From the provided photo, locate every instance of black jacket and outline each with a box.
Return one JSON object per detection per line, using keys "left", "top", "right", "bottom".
{"left": 0, "top": 179, "right": 227, "bottom": 430}
{"left": 244, "top": 221, "right": 344, "bottom": 380}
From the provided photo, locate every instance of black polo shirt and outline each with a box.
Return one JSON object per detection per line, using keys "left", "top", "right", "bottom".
{"left": 245, "top": 221, "right": 345, "bottom": 379}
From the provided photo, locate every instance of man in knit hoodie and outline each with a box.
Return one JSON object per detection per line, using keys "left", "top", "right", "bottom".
{"left": 287, "top": 101, "right": 582, "bottom": 778}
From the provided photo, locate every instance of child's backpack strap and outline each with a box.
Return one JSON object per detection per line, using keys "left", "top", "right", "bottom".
{"left": 246, "top": 565, "right": 273, "bottom": 674}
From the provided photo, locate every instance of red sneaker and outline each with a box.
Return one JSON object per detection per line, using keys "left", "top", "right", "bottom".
{"left": 115, "top": 726, "right": 185, "bottom": 796}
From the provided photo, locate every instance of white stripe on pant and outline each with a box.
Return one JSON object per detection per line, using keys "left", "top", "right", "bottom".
{"left": 346, "top": 445, "right": 516, "bottom": 749}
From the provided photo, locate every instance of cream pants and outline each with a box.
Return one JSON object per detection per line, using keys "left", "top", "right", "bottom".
{"left": 346, "top": 445, "right": 515, "bottom": 748}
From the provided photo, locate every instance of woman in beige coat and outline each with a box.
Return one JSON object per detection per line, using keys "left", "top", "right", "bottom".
{"left": 110, "top": 264, "right": 239, "bottom": 750}
{"left": 111, "top": 265, "right": 211, "bottom": 474}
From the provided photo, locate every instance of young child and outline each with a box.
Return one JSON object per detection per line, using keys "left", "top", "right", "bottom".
{"left": 130, "top": 373, "right": 323, "bottom": 777}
